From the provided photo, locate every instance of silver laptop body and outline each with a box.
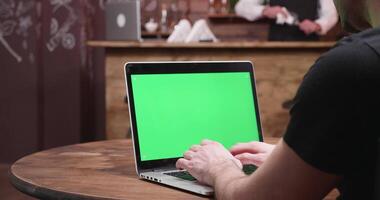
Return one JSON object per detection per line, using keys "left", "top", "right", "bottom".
{"left": 138, "top": 169, "right": 213, "bottom": 195}
{"left": 106, "top": 0, "right": 141, "bottom": 41}
{"left": 124, "top": 61, "right": 263, "bottom": 196}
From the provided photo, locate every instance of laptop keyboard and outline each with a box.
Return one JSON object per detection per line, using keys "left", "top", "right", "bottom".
{"left": 164, "top": 171, "right": 196, "bottom": 181}
{"left": 164, "top": 165, "right": 257, "bottom": 181}
{"left": 242, "top": 164, "right": 257, "bottom": 175}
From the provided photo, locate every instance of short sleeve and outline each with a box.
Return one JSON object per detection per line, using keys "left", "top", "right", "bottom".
{"left": 283, "top": 45, "right": 361, "bottom": 175}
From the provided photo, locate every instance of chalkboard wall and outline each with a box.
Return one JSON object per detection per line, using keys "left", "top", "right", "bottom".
{"left": 0, "top": 0, "right": 106, "bottom": 163}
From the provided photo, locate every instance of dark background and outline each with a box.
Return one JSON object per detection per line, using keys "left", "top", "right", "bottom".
{"left": 0, "top": 0, "right": 342, "bottom": 164}
{"left": 0, "top": 0, "right": 106, "bottom": 163}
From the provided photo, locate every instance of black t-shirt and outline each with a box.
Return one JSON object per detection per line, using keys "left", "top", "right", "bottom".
{"left": 283, "top": 27, "right": 380, "bottom": 199}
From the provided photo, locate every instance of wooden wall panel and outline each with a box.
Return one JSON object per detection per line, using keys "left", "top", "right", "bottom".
{"left": 0, "top": 0, "right": 40, "bottom": 163}
{"left": 82, "top": 1, "right": 107, "bottom": 142}
{"left": 40, "top": 0, "right": 81, "bottom": 148}
{"left": 0, "top": 0, "right": 106, "bottom": 163}
{"left": 104, "top": 47, "right": 327, "bottom": 139}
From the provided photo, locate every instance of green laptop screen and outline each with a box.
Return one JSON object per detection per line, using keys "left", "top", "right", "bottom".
{"left": 131, "top": 72, "right": 260, "bottom": 161}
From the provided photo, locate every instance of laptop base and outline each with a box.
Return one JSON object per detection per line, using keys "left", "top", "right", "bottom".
{"left": 140, "top": 170, "right": 214, "bottom": 196}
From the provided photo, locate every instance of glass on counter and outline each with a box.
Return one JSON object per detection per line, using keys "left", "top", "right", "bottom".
{"left": 228, "top": 0, "right": 239, "bottom": 13}
{"left": 160, "top": 3, "right": 168, "bottom": 33}
{"left": 209, "top": 0, "right": 231, "bottom": 14}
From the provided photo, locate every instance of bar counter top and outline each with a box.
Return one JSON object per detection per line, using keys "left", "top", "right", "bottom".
{"left": 93, "top": 39, "right": 334, "bottom": 139}
{"left": 87, "top": 40, "right": 336, "bottom": 49}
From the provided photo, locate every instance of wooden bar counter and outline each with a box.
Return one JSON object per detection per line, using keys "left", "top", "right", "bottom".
{"left": 87, "top": 40, "right": 335, "bottom": 139}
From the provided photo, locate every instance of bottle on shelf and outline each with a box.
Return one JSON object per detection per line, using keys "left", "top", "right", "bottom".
{"left": 229, "top": 0, "right": 239, "bottom": 13}
{"left": 168, "top": 1, "right": 179, "bottom": 31}
{"left": 160, "top": 3, "right": 168, "bottom": 33}
{"left": 209, "top": 0, "right": 223, "bottom": 14}
{"left": 209, "top": 0, "right": 216, "bottom": 14}
{"left": 221, "top": 0, "right": 228, "bottom": 14}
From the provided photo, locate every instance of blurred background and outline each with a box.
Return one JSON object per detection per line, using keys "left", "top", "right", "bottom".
{"left": 0, "top": 0, "right": 343, "bottom": 199}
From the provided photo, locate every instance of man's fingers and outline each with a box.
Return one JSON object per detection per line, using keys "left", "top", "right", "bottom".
{"left": 230, "top": 142, "right": 260, "bottom": 155}
{"left": 176, "top": 158, "right": 190, "bottom": 170}
{"left": 299, "top": 20, "right": 317, "bottom": 35}
{"left": 299, "top": 25, "right": 310, "bottom": 35}
{"left": 190, "top": 144, "right": 202, "bottom": 152}
{"left": 201, "top": 139, "right": 216, "bottom": 146}
{"left": 234, "top": 153, "right": 264, "bottom": 166}
{"left": 277, "top": 6, "right": 288, "bottom": 17}
{"left": 232, "top": 158, "right": 243, "bottom": 169}
{"left": 183, "top": 151, "right": 194, "bottom": 160}
{"left": 279, "top": 10, "right": 288, "bottom": 18}
{"left": 230, "top": 143, "right": 254, "bottom": 155}
{"left": 305, "top": 27, "right": 313, "bottom": 35}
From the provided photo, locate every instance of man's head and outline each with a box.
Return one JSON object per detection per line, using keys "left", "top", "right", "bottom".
{"left": 334, "top": 0, "right": 380, "bottom": 32}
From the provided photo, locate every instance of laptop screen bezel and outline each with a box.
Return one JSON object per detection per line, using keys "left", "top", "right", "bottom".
{"left": 125, "top": 61, "right": 263, "bottom": 171}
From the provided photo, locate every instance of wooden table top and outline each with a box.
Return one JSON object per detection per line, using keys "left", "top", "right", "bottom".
{"left": 9, "top": 137, "right": 337, "bottom": 199}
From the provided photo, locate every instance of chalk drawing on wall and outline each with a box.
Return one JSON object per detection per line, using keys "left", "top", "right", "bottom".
{"left": 50, "top": 17, "right": 58, "bottom": 34}
{"left": 46, "top": 0, "right": 78, "bottom": 52}
{"left": 28, "top": 51, "right": 34, "bottom": 63}
{"left": 61, "top": 32, "right": 75, "bottom": 49}
{"left": 99, "top": 0, "right": 105, "bottom": 10}
{"left": 0, "top": 32, "right": 22, "bottom": 62}
{"left": 0, "top": 0, "right": 36, "bottom": 63}
{"left": 17, "top": 15, "right": 32, "bottom": 37}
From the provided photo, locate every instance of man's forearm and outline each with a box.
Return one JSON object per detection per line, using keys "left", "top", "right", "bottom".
{"left": 235, "top": 0, "right": 266, "bottom": 21}
{"left": 213, "top": 162, "right": 249, "bottom": 200}
{"left": 315, "top": 0, "right": 338, "bottom": 35}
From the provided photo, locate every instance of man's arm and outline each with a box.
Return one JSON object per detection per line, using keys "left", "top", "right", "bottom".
{"left": 177, "top": 139, "right": 341, "bottom": 200}
{"left": 298, "top": 0, "right": 338, "bottom": 35}
{"left": 235, "top": 0, "right": 266, "bottom": 21}
{"left": 315, "top": 0, "right": 339, "bottom": 35}
{"left": 216, "top": 140, "right": 340, "bottom": 200}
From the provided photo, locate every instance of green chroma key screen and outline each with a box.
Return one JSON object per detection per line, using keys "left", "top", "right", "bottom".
{"left": 131, "top": 72, "right": 260, "bottom": 161}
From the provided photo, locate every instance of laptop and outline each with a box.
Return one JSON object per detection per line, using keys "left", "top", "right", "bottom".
{"left": 105, "top": 0, "right": 141, "bottom": 41}
{"left": 124, "top": 61, "right": 263, "bottom": 196}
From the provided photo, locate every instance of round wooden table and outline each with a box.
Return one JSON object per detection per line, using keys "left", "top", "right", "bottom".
{"left": 10, "top": 139, "right": 210, "bottom": 199}
{"left": 11, "top": 137, "right": 316, "bottom": 200}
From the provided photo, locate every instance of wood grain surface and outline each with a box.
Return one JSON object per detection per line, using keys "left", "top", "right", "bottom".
{"left": 99, "top": 43, "right": 332, "bottom": 139}
{"left": 87, "top": 40, "right": 335, "bottom": 49}
{"left": 10, "top": 140, "right": 206, "bottom": 200}
{"left": 10, "top": 138, "right": 338, "bottom": 199}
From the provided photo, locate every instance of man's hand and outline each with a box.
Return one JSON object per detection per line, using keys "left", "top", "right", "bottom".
{"left": 230, "top": 142, "right": 275, "bottom": 167}
{"left": 299, "top": 19, "right": 321, "bottom": 35}
{"left": 176, "top": 139, "right": 242, "bottom": 186}
{"left": 262, "top": 6, "right": 288, "bottom": 19}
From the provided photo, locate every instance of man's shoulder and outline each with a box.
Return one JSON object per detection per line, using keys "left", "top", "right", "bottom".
{"left": 310, "top": 41, "right": 367, "bottom": 78}
{"left": 300, "top": 29, "right": 380, "bottom": 95}
{"left": 316, "top": 28, "right": 380, "bottom": 74}
{"left": 335, "top": 27, "right": 380, "bottom": 57}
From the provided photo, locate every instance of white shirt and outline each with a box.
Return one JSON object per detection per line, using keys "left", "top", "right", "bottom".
{"left": 235, "top": 0, "right": 338, "bottom": 35}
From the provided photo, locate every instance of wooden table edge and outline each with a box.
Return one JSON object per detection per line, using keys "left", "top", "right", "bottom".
{"left": 8, "top": 138, "right": 282, "bottom": 200}
{"left": 9, "top": 165, "right": 115, "bottom": 200}
{"left": 8, "top": 140, "right": 131, "bottom": 200}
